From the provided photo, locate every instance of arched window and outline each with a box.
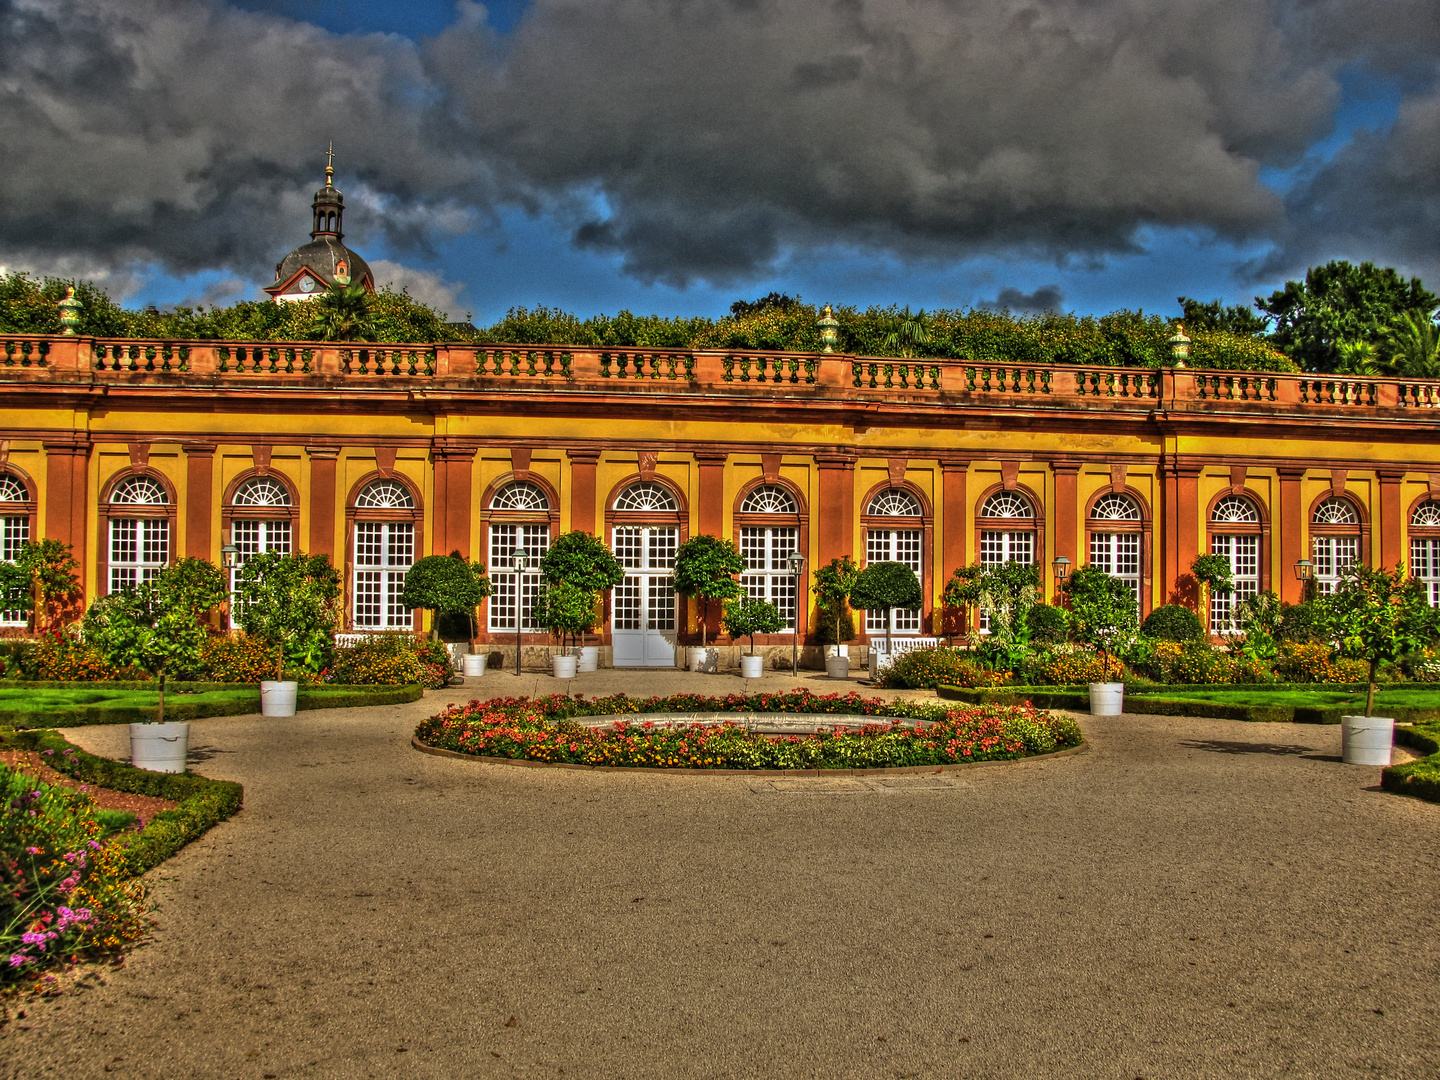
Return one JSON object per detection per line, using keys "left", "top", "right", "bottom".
{"left": 866, "top": 488, "right": 924, "bottom": 635}
{"left": 1088, "top": 492, "right": 1143, "bottom": 608}
{"left": 738, "top": 485, "right": 801, "bottom": 630}
{"left": 1311, "top": 496, "right": 1361, "bottom": 595}
{"left": 614, "top": 482, "right": 677, "bottom": 512}
{"left": 1411, "top": 500, "right": 1440, "bottom": 606}
{"left": 352, "top": 479, "right": 416, "bottom": 629}
{"left": 229, "top": 476, "right": 294, "bottom": 592}
{"left": 0, "top": 474, "right": 31, "bottom": 625}
{"left": 1209, "top": 494, "right": 1261, "bottom": 633}
{"left": 487, "top": 482, "right": 552, "bottom": 633}
{"left": 108, "top": 475, "right": 170, "bottom": 592}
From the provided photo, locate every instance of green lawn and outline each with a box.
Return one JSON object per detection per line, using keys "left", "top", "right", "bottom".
{"left": 1129, "top": 687, "right": 1440, "bottom": 709}
{"left": 0, "top": 683, "right": 422, "bottom": 726}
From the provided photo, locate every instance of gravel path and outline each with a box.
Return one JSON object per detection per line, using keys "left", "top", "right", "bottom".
{"left": 4, "top": 671, "right": 1438, "bottom": 1079}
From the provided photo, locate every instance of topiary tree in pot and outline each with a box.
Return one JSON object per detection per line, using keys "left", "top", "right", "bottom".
{"left": 531, "top": 581, "right": 599, "bottom": 654}
{"left": 811, "top": 556, "right": 858, "bottom": 671}
{"left": 539, "top": 532, "right": 624, "bottom": 656}
{"left": 849, "top": 561, "right": 924, "bottom": 665}
{"left": 1063, "top": 566, "right": 1137, "bottom": 715}
{"left": 722, "top": 595, "right": 785, "bottom": 676}
{"left": 673, "top": 535, "right": 744, "bottom": 657}
{"left": 83, "top": 558, "right": 227, "bottom": 770}
{"left": 400, "top": 554, "right": 493, "bottom": 643}
{"left": 232, "top": 552, "right": 342, "bottom": 714}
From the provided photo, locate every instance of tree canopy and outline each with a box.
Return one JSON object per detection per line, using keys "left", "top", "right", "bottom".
{"left": 1255, "top": 260, "right": 1438, "bottom": 374}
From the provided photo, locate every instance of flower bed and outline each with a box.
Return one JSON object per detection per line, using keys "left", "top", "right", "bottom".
{"left": 414, "top": 690, "right": 1082, "bottom": 771}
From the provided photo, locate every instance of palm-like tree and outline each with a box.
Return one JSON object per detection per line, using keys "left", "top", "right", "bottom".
{"left": 1335, "top": 340, "right": 1378, "bottom": 376}
{"left": 879, "top": 306, "right": 931, "bottom": 358}
{"left": 309, "top": 281, "right": 374, "bottom": 342}
{"left": 1377, "top": 308, "right": 1440, "bottom": 379}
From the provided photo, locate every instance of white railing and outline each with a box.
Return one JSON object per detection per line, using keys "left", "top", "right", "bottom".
{"left": 869, "top": 636, "right": 940, "bottom": 674}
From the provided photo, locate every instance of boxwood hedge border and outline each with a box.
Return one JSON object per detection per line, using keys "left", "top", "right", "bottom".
{"left": 0, "top": 681, "right": 422, "bottom": 728}
{"left": 0, "top": 726, "right": 244, "bottom": 877}
{"left": 1383, "top": 725, "right": 1440, "bottom": 804}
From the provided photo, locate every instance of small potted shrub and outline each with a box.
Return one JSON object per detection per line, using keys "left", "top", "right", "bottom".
{"left": 82, "top": 558, "right": 227, "bottom": 772}
{"left": 849, "top": 561, "right": 923, "bottom": 677}
{"left": 531, "top": 581, "right": 599, "bottom": 679}
{"left": 1063, "top": 566, "right": 1137, "bottom": 716}
{"left": 400, "top": 553, "right": 492, "bottom": 676}
{"left": 673, "top": 535, "right": 744, "bottom": 672}
{"left": 1317, "top": 564, "right": 1440, "bottom": 764}
{"left": 722, "top": 595, "right": 784, "bottom": 678}
{"left": 812, "top": 556, "right": 859, "bottom": 678}
{"left": 538, "top": 532, "right": 624, "bottom": 671}
{"left": 232, "top": 551, "right": 342, "bottom": 716}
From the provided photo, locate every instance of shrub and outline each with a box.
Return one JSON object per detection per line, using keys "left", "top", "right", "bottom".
{"left": 1026, "top": 604, "right": 1070, "bottom": 645}
{"left": 1140, "top": 604, "right": 1204, "bottom": 642}
{"left": 875, "top": 647, "right": 1007, "bottom": 690}
{"left": 1274, "top": 641, "right": 1368, "bottom": 683}
{"left": 1, "top": 766, "right": 145, "bottom": 985}
{"left": 1164, "top": 642, "right": 1236, "bottom": 684}
{"left": 30, "top": 629, "right": 129, "bottom": 681}
{"left": 198, "top": 634, "right": 284, "bottom": 683}
{"left": 326, "top": 634, "right": 430, "bottom": 687}
{"left": 1028, "top": 649, "right": 1123, "bottom": 685}
{"left": 1277, "top": 602, "right": 1322, "bottom": 643}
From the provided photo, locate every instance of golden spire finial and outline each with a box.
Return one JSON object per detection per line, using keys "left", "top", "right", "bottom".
{"left": 324, "top": 141, "right": 334, "bottom": 188}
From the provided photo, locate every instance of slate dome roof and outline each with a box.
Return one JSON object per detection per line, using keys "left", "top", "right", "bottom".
{"left": 264, "top": 152, "right": 374, "bottom": 300}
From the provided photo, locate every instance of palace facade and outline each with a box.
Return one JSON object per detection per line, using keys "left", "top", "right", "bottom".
{"left": 4, "top": 330, "right": 1440, "bottom": 665}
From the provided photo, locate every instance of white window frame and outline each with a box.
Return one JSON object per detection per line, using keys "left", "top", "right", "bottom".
{"left": 488, "top": 523, "right": 551, "bottom": 632}
{"left": 352, "top": 520, "right": 415, "bottom": 630}
{"left": 741, "top": 525, "right": 798, "bottom": 631}
{"left": 109, "top": 518, "right": 169, "bottom": 594}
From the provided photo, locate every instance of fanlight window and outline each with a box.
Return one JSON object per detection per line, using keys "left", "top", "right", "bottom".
{"left": 1090, "top": 493, "right": 1140, "bottom": 521}
{"left": 1211, "top": 495, "right": 1259, "bottom": 524}
{"left": 741, "top": 485, "right": 798, "bottom": 514}
{"left": 1413, "top": 501, "right": 1440, "bottom": 527}
{"left": 980, "top": 492, "right": 1033, "bottom": 519}
{"left": 354, "top": 480, "right": 414, "bottom": 510}
{"left": 110, "top": 476, "right": 168, "bottom": 505}
{"left": 0, "top": 475, "right": 28, "bottom": 503}
{"left": 1313, "top": 497, "right": 1358, "bottom": 525}
{"left": 614, "top": 482, "right": 677, "bottom": 512}
{"left": 868, "top": 489, "right": 921, "bottom": 517}
{"left": 233, "top": 477, "right": 292, "bottom": 507}
{"left": 490, "top": 481, "right": 549, "bottom": 512}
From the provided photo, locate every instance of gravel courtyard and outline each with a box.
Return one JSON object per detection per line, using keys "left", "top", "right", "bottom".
{"left": 3, "top": 671, "right": 1437, "bottom": 1079}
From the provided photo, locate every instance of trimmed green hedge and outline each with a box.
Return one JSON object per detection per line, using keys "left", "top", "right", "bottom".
{"left": 0, "top": 727, "right": 243, "bottom": 878}
{"left": 1384, "top": 725, "right": 1440, "bottom": 803}
{"left": 0, "top": 682, "right": 422, "bottom": 728}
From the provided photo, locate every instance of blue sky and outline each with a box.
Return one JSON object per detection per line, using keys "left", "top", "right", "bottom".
{"left": 119, "top": 1, "right": 1420, "bottom": 326}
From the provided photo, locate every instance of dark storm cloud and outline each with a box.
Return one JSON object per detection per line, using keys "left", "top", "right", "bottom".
{"left": 981, "top": 286, "right": 1066, "bottom": 313}
{"left": 1, "top": 0, "right": 1438, "bottom": 290}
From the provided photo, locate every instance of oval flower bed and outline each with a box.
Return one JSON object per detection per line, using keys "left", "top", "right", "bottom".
{"left": 414, "top": 690, "right": 1082, "bottom": 771}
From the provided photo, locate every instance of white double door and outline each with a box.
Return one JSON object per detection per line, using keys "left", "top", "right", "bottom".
{"left": 611, "top": 525, "right": 678, "bottom": 667}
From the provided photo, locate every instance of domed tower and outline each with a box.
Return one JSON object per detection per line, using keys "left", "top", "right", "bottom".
{"left": 264, "top": 147, "right": 374, "bottom": 302}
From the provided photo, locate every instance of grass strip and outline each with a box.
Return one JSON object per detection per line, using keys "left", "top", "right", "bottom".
{"left": 0, "top": 683, "right": 421, "bottom": 728}
{"left": 1383, "top": 724, "right": 1440, "bottom": 803}
{"left": 0, "top": 727, "right": 243, "bottom": 878}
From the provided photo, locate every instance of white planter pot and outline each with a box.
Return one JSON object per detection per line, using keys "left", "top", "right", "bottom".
{"left": 577, "top": 646, "right": 600, "bottom": 672}
{"left": 1341, "top": 715, "right": 1394, "bottom": 766}
{"left": 688, "top": 646, "right": 718, "bottom": 673}
{"left": 552, "top": 654, "right": 579, "bottom": 679}
{"left": 825, "top": 655, "right": 852, "bottom": 679}
{"left": 462, "top": 653, "right": 488, "bottom": 677}
{"left": 445, "top": 642, "right": 468, "bottom": 672}
{"left": 739, "top": 654, "right": 765, "bottom": 679}
{"left": 129, "top": 721, "right": 189, "bottom": 774}
{"left": 260, "top": 680, "right": 298, "bottom": 718}
{"left": 826, "top": 644, "right": 849, "bottom": 659}
{"left": 1088, "top": 682, "right": 1124, "bottom": 716}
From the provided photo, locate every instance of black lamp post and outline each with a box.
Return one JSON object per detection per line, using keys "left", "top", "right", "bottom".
{"left": 512, "top": 548, "right": 530, "bottom": 676}
{"left": 788, "top": 551, "right": 806, "bottom": 674}
{"left": 1294, "top": 558, "right": 1313, "bottom": 582}
{"left": 1052, "top": 555, "right": 1070, "bottom": 604}
{"left": 220, "top": 543, "right": 239, "bottom": 627}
